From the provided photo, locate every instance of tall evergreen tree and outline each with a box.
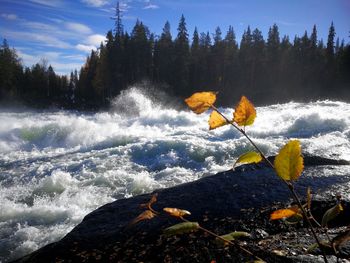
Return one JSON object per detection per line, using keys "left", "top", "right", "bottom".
{"left": 173, "top": 14, "right": 190, "bottom": 96}
{"left": 154, "top": 21, "right": 174, "bottom": 86}
{"left": 0, "top": 39, "right": 23, "bottom": 100}
{"left": 189, "top": 27, "right": 200, "bottom": 89}
{"left": 112, "top": 1, "right": 124, "bottom": 39}
{"left": 326, "top": 22, "right": 336, "bottom": 58}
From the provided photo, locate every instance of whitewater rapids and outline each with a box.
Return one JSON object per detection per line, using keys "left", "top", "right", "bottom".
{"left": 0, "top": 88, "right": 350, "bottom": 262}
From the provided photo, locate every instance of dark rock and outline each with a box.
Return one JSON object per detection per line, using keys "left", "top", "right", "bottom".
{"left": 13, "top": 157, "right": 350, "bottom": 263}
{"left": 252, "top": 229, "right": 269, "bottom": 239}
{"left": 268, "top": 155, "right": 350, "bottom": 166}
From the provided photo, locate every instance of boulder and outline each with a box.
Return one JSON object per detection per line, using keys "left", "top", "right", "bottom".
{"left": 14, "top": 156, "right": 350, "bottom": 262}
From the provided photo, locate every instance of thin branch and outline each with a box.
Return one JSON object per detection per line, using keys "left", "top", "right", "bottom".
{"left": 181, "top": 217, "right": 265, "bottom": 262}
{"left": 210, "top": 105, "right": 329, "bottom": 263}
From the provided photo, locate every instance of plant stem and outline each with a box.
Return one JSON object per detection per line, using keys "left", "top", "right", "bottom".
{"left": 181, "top": 217, "right": 265, "bottom": 262}
{"left": 210, "top": 106, "right": 329, "bottom": 263}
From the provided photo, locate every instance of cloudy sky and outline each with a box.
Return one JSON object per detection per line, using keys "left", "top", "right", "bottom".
{"left": 1, "top": 0, "right": 349, "bottom": 75}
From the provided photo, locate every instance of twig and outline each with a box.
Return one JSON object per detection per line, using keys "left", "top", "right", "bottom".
{"left": 210, "top": 105, "right": 329, "bottom": 263}
{"left": 180, "top": 217, "right": 265, "bottom": 262}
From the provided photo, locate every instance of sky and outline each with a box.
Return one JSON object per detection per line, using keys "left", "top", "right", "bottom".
{"left": 0, "top": 0, "right": 349, "bottom": 75}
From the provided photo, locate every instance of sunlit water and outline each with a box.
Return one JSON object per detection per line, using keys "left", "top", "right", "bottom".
{"left": 0, "top": 88, "right": 350, "bottom": 262}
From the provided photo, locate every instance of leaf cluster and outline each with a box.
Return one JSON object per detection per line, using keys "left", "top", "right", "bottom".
{"left": 129, "top": 92, "right": 347, "bottom": 263}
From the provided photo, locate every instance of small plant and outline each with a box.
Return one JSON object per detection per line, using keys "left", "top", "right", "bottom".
{"left": 130, "top": 92, "right": 346, "bottom": 263}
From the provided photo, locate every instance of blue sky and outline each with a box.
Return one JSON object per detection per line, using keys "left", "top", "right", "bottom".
{"left": 1, "top": 0, "right": 349, "bottom": 75}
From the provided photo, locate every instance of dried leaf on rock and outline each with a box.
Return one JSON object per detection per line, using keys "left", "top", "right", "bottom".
{"left": 163, "top": 207, "right": 191, "bottom": 218}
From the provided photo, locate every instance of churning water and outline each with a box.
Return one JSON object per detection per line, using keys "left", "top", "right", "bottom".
{"left": 0, "top": 87, "right": 350, "bottom": 262}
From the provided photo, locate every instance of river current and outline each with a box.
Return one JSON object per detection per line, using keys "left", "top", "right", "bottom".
{"left": 0, "top": 88, "right": 349, "bottom": 262}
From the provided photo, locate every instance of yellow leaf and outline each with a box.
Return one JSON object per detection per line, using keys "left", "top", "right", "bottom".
{"left": 209, "top": 111, "right": 228, "bottom": 130}
{"left": 321, "top": 203, "right": 344, "bottom": 227}
{"left": 270, "top": 206, "right": 299, "bottom": 220}
{"left": 163, "top": 207, "right": 191, "bottom": 218}
{"left": 274, "top": 140, "right": 304, "bottom": 181}
{"left": 129, "top": 210, "right": 156, "bottom": 225}
{"left": 235, "top": 151, "right": 262, "bottom": 166}
{"left": 185, "top": 92, "right": 217, "bottom": 114}
{"left": 233, "top": 96, "right": 256, "bottom": 126}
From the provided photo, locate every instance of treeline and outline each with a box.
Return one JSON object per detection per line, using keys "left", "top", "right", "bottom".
{"left": 0, "top": 39, "right": 77, "bottom": 107}
{"left": 1, "top": 12, "right": 349, "bottom": 108}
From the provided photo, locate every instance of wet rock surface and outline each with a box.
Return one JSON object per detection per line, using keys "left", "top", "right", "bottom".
{"left": 14, "top": 156, "right": 350, "bottom": 262}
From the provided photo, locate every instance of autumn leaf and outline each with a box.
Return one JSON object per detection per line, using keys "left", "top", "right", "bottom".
{"left": 270, "top": 206, "right": 299, "bottom": 220}
{"left": 233, "top": 151, "right": 262, "bottom": 168}
{"left": 185, "top": 92, "right": 217, "bottom": 114}
{"left": 321, "top": 203, "right": 344, "bottom": 227}
{"left": 163, "top": 222, "right": 199, "bottom": 236}
{"left": 163, "top": 207, "right": 191, "bottom": 218}
{"left": 216, "top": 231, "right": 250, "bottom": 246}
{"left": 209, "top": 110, "right": 228, "bottom": 130}
{"left": 274, "top": 140, "right": 304, "bottom": 181}
{"left": 129, "top": 210, "right": 156, "bottom": 226}
{"left": 233, "top": 96, "right": 256, "bottom": 126}
{"left": 140, "top": 193, "right": 158, "bottom": 209}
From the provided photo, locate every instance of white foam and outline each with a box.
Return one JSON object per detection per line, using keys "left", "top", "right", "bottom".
{"left": 0, "top": 89, "right": 350, "bottom": 261}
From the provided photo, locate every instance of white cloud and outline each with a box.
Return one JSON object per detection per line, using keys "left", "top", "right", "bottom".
{"left": 65, "top": 22, "right": 92, "bottom": 34}
{"left": 75, "top": 44, "right": 96, "bottom": 52}
{"left": 29, "top": 0, "right": 63, "bottom": 7}
{"left": 1, "top": 13, "right": 18, "bottom": 20}
{"left": 42, "top": 51, "right": 61, "bottom": 60}
{"left": 62, "top": 54, "right": 85, "bottom": 61}
{"left": 119, "top": 1, "right": 131, "bottom": 12}
{"left": 85, "top": 34, "right": 106, "bottom": 46}
{"left": 17, "top": 49, "right": 84, "bottom": 75}
{"left": 17, "top": 50, "right": 38, "bottom": 65}
{"left": 25, "top": 21, "right": 58, "bottom": 31}
{"left": 81, "top": 0, "right": 110, "bottom": 7}
{"left": 75, "top": 34, "right": 106, "bottom": 53}
{"left": 50, "top": 61, "right": 84, "bottom": 73}
{"left": 276, "top": 20, "right": 298, "bottom": 27}
{"left": 5, "top": 31, "right": 72, "bottom": 49}
{"left": 143, "top": 3, "right": 159, "bottom": 9}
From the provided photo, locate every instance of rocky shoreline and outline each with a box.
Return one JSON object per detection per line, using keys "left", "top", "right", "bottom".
{"left": 13, "top": 156, "right": 350, "bottom": 263}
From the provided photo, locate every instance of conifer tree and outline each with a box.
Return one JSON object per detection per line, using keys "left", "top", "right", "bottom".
{"left": 173, "top": 14, "right": 190, "bottom": 96}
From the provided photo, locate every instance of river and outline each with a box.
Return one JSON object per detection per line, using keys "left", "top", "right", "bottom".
{"left": 0, "top": 88, "right": 349, "bottom": 262}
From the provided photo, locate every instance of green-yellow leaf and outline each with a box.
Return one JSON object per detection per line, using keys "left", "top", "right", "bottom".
{"left": 185, "top": 92, "right": 217, "bottom": 114}
{"left": 284, "top": 213, "right": 303, "bottom": 225}
{"left": 163, "top": 222, "right": 199, "bottom": 236}
{"left": 306, "top": 243, "right": 319, "bottom": 253}
{"left": 234, "top": 151, "right": 262, "bottom": 168}
{"left": 321, "top": 203, "right": 344, "bottom": 227}
{"left": 216, "top": 231, "right": 250, "bottom": 246}
{"left": 274, "top": 140, "right": 304, "bottom": 181}
{"left": 233, "top": 96, "right": 256, "bottom": 126}
{"left": 209, "top": 110, "right": 228, "bottom": 130}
